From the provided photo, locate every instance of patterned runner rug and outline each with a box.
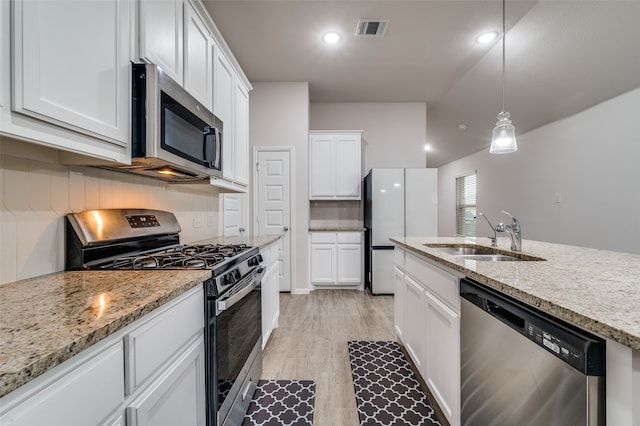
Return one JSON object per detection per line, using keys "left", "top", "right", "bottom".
{"left": 243, "top": 380, "right": 315, "bottom": 426}
{"left": 348, "top": 340, "right": 442, "bottom": 426}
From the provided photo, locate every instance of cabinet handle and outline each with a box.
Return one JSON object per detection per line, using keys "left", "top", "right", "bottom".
{"left": 283, "top": 226, "right": 289, "bottom": 232}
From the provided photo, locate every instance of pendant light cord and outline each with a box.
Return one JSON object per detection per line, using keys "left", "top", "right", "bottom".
{"left": 501, "top": 0, "right": 506, "bottom": 113}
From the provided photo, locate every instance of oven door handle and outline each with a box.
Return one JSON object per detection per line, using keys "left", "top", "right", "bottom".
{"left": 217, "top": 267, "right": 265, "bottom": 312}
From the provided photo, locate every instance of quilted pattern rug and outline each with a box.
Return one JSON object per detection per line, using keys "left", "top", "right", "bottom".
{"left": 348, "top": 340, "right": 442, "bottom": 426}
{"left": 242, "top": 380, "right": 315, "bottom": 426}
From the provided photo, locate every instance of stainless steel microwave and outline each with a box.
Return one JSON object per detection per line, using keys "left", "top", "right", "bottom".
{"left": 110, "top": 63, "right": 223, "bottom": 182}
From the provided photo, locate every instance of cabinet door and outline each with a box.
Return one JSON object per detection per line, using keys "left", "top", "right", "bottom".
{"left": 183, "top": 1, "right": 212, "bottom": 110}
{"left": 335, "top": 134, "right": 361, "bottom": 198}
{"left": 337, "top": 243, "right": 362, "bottom": 284}
{"left": 12, "top": 0, "right": 130, "bottom": 145}
{"left": 405, "top": 275, "right": 425, "bottom": 370}
{"left": 309, "top": 135, "right": 335, "bottom": 198}
{"left": 310, "top": 243, "right": 337, "bottom": 284}
{"left": 424, "top": 291, "right": 460, "bottom": 425}
{"left": 394, "top": 267, "right": 407, "bottom": 342}
{"left": 214, "top": 49, "right": 235, "bottom": 181}
{"left": 234, "top": 80, "right": 250, "bottom": 185}
{"left": 139, "top": 0, "right": 183, "bottom": 85}
{"left": 127, "top": 337, "right": 205, "bottom": 426}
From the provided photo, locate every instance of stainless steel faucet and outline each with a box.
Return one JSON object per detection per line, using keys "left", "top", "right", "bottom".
{"left": 495, "top": 210, "right": 521, "bottom": 251}
{"left": 476, "top": 213, "right": 497, "bottom": 247}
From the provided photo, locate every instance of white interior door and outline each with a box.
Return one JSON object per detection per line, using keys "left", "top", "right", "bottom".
{"left": 256, "top": 150, "right": 291, "bottom": 292}
{"left": 222, "top": 193, "right": 246, "bottom": 236}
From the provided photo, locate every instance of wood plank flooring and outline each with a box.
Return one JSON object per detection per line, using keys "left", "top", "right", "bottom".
{"left": 261, "top": 289, "right": 395, "bottom": 426}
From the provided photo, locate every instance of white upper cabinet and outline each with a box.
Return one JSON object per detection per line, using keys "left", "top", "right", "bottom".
{"left": 9, "top": 0, "right": 131, "bottom": 161}
{"left": 183, "top": 1, "right": 212, "bottom": 110}
{"left": 214, "top": 49, "right": 235, "bottom": 181}
{"left": 309, "top": 131, "right": 362, "bottom": 200}
{"left": 139, "top": 0, "right": 184, "bottom": 85}
{"left": 233, "top": 80, "right": 250, "bottom": 186}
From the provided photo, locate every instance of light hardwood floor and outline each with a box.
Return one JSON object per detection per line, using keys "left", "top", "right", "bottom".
{"left": 261, "top": 289, "right": 395, "bottom": 426}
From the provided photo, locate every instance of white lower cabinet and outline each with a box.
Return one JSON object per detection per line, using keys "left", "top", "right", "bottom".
{"left": 0, "top": 286, "right": 206, "bottom": 426}
{"left": 309, "top": 232, "right": 363, "bottom": 287}
{"left": 404, "top": 275, "right": 426, "bottom": 371}
{"left": 261, "top": 241, "right": 281, "bottom": 348}
{"left": 424, "top": 291, "right": 460, "bottom": 423}
{"left": 394, "top": 248, "right": 461, "bottom": 426}
{"left": 0, "top": 341, "right": 125, "bottom": 426}
{"left": 393, "top": 267, "right": 407, "bottom": 341}
{"left": 127, "top": 336, "right": 205, "bottom": 426}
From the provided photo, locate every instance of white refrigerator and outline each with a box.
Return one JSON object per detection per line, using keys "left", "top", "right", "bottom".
{"left": 364, "top": 168, "right": 438, "bottom": 294}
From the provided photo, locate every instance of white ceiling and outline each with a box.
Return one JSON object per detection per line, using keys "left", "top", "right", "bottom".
{"left": 203, "top": 0, "right": 640, "bottom": 166}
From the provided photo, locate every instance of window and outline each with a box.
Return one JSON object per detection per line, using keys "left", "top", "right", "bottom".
{"left": 456, "top": 172, "right": 477, "bottom": 236}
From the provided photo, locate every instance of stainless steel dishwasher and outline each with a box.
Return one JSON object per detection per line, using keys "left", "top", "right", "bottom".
{"left": 460, "top": 278, "right": 605, "bottom": 426}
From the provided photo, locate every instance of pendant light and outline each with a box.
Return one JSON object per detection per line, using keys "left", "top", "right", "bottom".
{"left": 490, "top": 0, "right": 517, "bottom": 154}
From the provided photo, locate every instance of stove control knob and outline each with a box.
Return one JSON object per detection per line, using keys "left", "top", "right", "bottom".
{"left": 224, "top": 273, "right": 236, "bottom": 285}
{"left": 257, "top": 254, "right": 263, "bottom": 263}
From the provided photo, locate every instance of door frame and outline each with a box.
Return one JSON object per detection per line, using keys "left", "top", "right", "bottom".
{"left": 252, "top": 146, "right": 297, "bottom": 293}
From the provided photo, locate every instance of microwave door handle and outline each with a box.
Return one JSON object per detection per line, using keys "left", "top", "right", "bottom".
{"left": 203, "top": 127, "right": 216, "bottom": 167}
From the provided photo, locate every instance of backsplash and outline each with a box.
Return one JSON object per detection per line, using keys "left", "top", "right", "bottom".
{"left": 0, "top": 137, "right": 221, "bottom": 284}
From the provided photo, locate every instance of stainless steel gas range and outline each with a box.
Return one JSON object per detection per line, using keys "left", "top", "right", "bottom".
{"left": 65, "top": 209, "right": 264, "bottom": 426}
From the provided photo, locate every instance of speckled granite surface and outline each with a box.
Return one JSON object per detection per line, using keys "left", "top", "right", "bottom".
{"left": 308, "top": 227, "right": 366, "bottom": 232}
{"left": 190, "top": 234, "right": 281, "bottom": 248}
{"left": 0, "top": 270, "right": 210, "bottom": 398}
{"left": 390, "top": 237, "right": 640, "bottom": 351}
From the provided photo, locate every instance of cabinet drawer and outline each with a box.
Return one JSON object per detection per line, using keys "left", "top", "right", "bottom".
{"left": 337, "top": 232, "right": 362, "bottom": 243}
{"left": 310, "top": 232, "right": 337, "bottom": 243}
{"left": 1, "top": 341, "right": 124, "bottom": 426}
{"left": 405, "top": 253, "right": 459, "bottom": 311}
{"left": 125, "top": 287, "right": 204, "bottom": 394}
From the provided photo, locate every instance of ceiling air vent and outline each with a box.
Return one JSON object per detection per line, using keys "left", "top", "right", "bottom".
{"left": 356, "top": 19, "right": 389, "bottom": 37}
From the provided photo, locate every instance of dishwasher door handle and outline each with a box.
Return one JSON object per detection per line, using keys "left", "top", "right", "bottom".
{"left": 486, "top": 300, "right": 526, "bottom": 331}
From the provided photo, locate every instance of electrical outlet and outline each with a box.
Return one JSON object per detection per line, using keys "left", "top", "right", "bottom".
{"left": 207, "top": 213, "right": 215, "bottom": 227}
{"left": 193, "top": 217, "right": 202, "bottom": 228}
{"left": 555, "top": 192, "right": 562, "bottom": 203}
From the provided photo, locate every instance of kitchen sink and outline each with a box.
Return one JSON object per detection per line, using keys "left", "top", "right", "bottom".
{"left": 423, "top": 244, "right": 545, "bottom": 262}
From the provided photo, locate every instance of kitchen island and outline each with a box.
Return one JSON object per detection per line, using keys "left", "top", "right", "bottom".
{"left": 0, "top": 234, "right": 281, "bottom": 425}
{"left": 391, "top": 236, "right": 640, "bottom": 426}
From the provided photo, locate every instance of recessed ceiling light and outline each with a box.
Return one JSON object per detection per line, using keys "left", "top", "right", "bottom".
{"left": 322, "top": 31, "right": 341, "bottom": 44}
{"left": 423, "top": 144, "right": 432, "bottom": 152}
{"left": 476, "top": 31, "right": 499, "bottom": 44}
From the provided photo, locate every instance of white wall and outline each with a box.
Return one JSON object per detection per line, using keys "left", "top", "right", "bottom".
{"left": 0, "top": 137, "right": 222, "bottom": 284}
{"left": 438, "top": 88, "right": 640, "bottom": 254}
{"left": 310, "top": 102, "right": 428, "bottom": 173}
{"left": 249, "top": 82, "right": 309, "bottom": 293}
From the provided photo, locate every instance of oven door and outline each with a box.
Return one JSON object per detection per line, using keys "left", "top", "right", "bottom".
{"left": 206, "top": 267, "right": 264, "bottom": 426}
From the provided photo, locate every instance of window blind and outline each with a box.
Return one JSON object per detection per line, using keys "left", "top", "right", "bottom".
{"left": 456, "top": 173, "right": 477, "bottom": 237}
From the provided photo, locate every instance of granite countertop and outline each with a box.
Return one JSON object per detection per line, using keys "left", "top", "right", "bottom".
{"left": 309, "top": 227, "right": 367, "bottom": 232}
{"left": 0, "top": 270, "right": 210, "bottom": 398}
{"left": 0, "top": 234, "right": 281, "bottom": 398}
{"left": 190, "top": 234, "right": 281, "bottom": 249}
{"left": 390, "top": 237, "right": 640, "bottom": 351}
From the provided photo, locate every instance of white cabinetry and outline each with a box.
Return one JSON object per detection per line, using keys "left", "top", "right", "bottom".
{"left": 183, "top": 1, "right": 213, "bottom": 110}
{"left": 0, "top": 286, "right": 205, "bottom": 426}
{"left": 309, "top": 131, "right": 362, "bottom": 200}
{"left": 0, "top": 341, "right": 125, "bottom": 426}
{"left": 394, "top": 248, "right": 461, "bottom": 426}
{"left": 139, "top": 0, "right": 184, "bottom": 85}
{"left": 309, "top": 232, "right": 363, "bottom": 287}
{"left": 127, "top": 337, "right": 205, "bottom": 426}
{"left": 213, "top": 48, "right": 250, "bottom": 189}
{"left": 261, "top": 241, "right": 281, "bottom": 347}
{"left": 5, "top": 0, "right": 131, "bottom": 163}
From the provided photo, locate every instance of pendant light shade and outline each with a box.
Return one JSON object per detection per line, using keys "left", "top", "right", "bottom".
{"left": 490, "top": 112, "right": 517, "bottom": 154}
{"left": 489, "top": 0, "right": 517, "bottom": 154}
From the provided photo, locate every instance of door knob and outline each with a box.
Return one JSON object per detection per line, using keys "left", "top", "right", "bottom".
{"left": 283, "top": 226, "right": 289, "bottom": 232}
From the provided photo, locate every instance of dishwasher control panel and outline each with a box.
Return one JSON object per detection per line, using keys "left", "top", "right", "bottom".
{"left": 527, "top": 323, "right": 583, "bottom": 371}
